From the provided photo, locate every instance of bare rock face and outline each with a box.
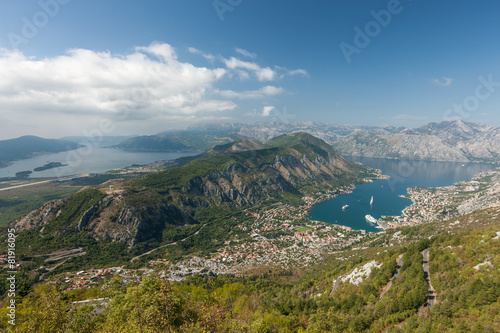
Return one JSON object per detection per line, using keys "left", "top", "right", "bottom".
{"left": 10, "top": 199, "right": 67, "bottom": 231}
{"left": 458, "top": 171, "right": 500, "bottom": 215}
{"left": 333, "top": 121, "right": 500, "bottom": 163}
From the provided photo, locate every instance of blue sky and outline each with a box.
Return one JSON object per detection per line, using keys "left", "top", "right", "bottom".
{"left": 0, "top": 0, "right": 500, "bottom": 139}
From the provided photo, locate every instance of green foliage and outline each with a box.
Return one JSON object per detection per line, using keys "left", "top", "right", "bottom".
{"left": 1, "top": 215, "right": 500, "bottom": 332}
{"left": 43, "top": 188, "right": 105, "bottom": 233}
{"left": 0, "top": 182, "right": 82, "bottom": 226}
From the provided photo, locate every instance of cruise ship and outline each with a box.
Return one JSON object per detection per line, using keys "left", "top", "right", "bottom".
{"left": 365, "top": 214, "right": 378, "bottom": 225}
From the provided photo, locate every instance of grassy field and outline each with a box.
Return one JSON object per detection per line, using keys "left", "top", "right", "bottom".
{"left": 294, "top": 226, "right": 312, "bottom": 232}
{"left": 0, "top": 182, "right": 82, "bottom": 226}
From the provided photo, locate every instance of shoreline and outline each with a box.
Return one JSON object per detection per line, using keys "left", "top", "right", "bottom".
{"left": 302, "top": 169, "right": 390, "bottom": 232}
{"left": 380, "top": 166, "right": 500, "bottom": 228}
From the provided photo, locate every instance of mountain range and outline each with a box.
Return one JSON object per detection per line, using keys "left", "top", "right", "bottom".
{"left": 2, "top": 121, "right": 498, "bottom": 169}
{"left": 334, "top": 120, "right": 500, "bottom": 163}
{"left": 115, "top": 120, "right": 500, "bottom": 163}
{"left": 7, "top": 133, "right": 376, "bottom": 255}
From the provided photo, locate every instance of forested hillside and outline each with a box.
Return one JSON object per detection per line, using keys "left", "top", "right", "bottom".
{"left": 1, "top": 205, "right": 498, "bottom": 332}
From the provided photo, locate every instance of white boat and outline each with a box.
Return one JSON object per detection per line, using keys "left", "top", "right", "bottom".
{"left": 342, "top": 204, "right": 349, "bottom": 210}
{"left": 370, "top": 196, "right": 374, "bottom": 206}
{"left": 365, "top": 214, "right": 378, "bottom": 225}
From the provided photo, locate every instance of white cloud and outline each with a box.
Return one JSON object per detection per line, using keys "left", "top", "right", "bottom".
{"left": 430, "top": 77, "right": 454, "bottom": 87}
{"left": 288, "top": 69, "right": 309, "bottom": 76}
{"left": 235, "top": 48, "right": 257, "bottom": 59}
{"left": 262, "top": 106, "right": 275, "bottom": 116}
{"left": 0, "top": 43, "right": 231, "bottom": 118}
{"left": 188, "top": 47, "right": 215, "bottom": 61}
{"left": 216, "top": 86, "right": 285, "bottom": 99}
{"left": 223, "top": 57, "right": 276, "bottom": 81}
{"left": 0, "top": 42, "right": 308, "bottom": 138}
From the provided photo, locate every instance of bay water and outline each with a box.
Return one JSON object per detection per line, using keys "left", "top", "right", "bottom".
{"left": 0, "top": 147, "right": 199, "bottom": 178}
{"left": 308, "top": 157, "right": 498, "bottom": 232}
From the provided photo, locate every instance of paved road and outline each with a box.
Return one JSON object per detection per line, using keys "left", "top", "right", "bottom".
{"left": 39, "top": 259, "right": 70, "bottom": 280}
{"left": 0, "top": 180, "right": 53, "bottom": 192}
{"left": 379, "top": 253, "right": 404, "bottom": 300}
{"left": 330, "top": 276, "right": 343, "bottom": 296}
{"left": 422, "top": 248, "right": 436, "bottom": 307}
{"left": 0, "top": 174, "right": 88, "bottom": 192}
{"left": 130, "top": 224, "right": 207, "bottom": 262}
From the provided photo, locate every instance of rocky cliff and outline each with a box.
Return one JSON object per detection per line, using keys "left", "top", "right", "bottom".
{"left": 333, "top": 121, "right": 500, "bottom": 162}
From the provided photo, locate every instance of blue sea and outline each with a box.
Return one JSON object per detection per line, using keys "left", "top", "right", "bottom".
{"left": 307, "top": 157, "right": 499, "bottom": 232}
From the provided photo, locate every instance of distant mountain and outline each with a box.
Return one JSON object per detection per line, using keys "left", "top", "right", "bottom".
{"left": 9, "top": 132, "right": 376, "bottom": 251}
{"left": 115, "top": 131, "right": 243, "bottom": 152}
{"left": 333, "top": 120, "right": 500, "bottom": 163}
{"left": 187, "top": 121, "right": 404, "bottom": 144}
{"left": 116, "top": 120, "right": 500, "bottom": 163}
{"left": 60, "top": 135, "right": 137, "bottom": 147}
{"left": 0, "top": 136, "right": 83, "bottom": 168}
{"left": 116, "top": 122, "right": 402, "bottom": 153}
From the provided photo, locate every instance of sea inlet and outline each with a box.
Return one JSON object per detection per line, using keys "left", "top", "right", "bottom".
{"left": 308, "top": 157, "right": 498, "bottom": 232}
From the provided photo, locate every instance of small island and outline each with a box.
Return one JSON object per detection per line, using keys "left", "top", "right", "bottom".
{"left": 15, "top": 170, "right": 33, "bottom": 179}
{"left": 34, "top": 162, "right": 67, "bottom": 172}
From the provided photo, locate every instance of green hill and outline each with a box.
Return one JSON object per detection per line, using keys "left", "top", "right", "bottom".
{"left": 0, "top": 135, "right": 83, "bottom": 167}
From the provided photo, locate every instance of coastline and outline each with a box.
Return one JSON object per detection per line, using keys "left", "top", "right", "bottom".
{"left": 302, "top": 168, "right": 390, "bottom": 232}
{"left": 380, "top": 167, "right": 500, "bottom": 228}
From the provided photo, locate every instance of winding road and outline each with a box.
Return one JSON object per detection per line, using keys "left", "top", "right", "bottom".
{"left": 379, "top": 253, "right": 404, "bottom": 300}
{"left": 330, "top": 276, "right": 343, "bottom": 296}
{"left": 130, "top": 224, "right": 207, "bottom": 262}
{"left": 422, "top": 248, "right": 436, "bottom": 307}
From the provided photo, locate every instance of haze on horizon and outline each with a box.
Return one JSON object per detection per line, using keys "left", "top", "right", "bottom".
{"left": 1, "top": 0, "right": 500, "bottom": 140}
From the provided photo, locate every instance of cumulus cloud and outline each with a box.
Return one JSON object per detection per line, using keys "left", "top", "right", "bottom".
{"left": 235, "top": 48, "right": 257, "bottom": 59}
{"left": 430, "top": 77, "right": 454, "bottom": 87}
{"left": 215, "top": 85, "right": 285, "bottom": 99}
{"left": 262, "top": 106, "right": 275, "bottom": 116}
{"left": 0, "top": 43, "right": 233, "bottom": 118}
{"left": 0, "top": 42, "right": 307, "bottom": 138}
